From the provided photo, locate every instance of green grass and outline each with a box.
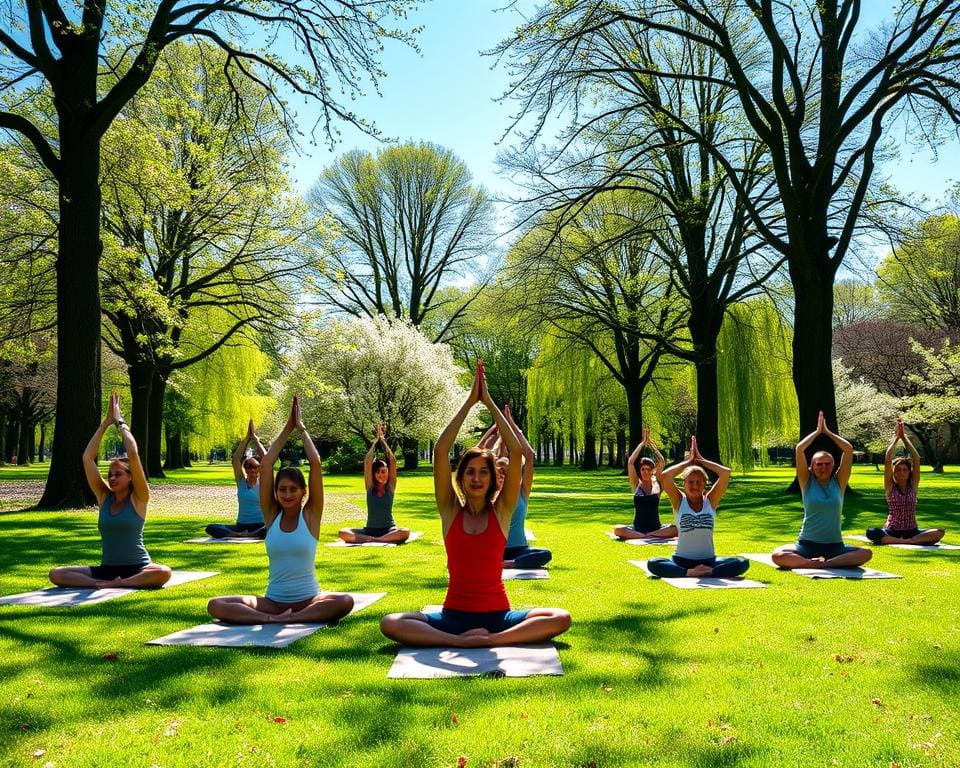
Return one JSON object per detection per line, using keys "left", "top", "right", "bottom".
{"left": 0, "top": 464, "right": 958, "bottom": 767}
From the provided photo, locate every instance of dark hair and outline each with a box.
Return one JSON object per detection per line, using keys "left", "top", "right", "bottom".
{"left": 891, "top": 456, "right": 913, "bottom": 473}
{"left": 274, "top": 466, "right": 307, "bottom": 497}
{"left": 243, "top": 458, "right": 260, "bottom": 470}
{"left": 637, "top": 457, "right": 655, "bottom": 470}
{"left": 454, "top": 447, "right": 498, "bottom": 506}
{"left": 372, "top": 458, "right": 388, "bottom": 475}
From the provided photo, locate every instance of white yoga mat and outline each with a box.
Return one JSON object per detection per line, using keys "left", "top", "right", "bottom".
{"left": 525, "top": 529, "right": 536, "bottom": 541}
{"left": 0, "top": 571, "right": 219, "bottom": 607}
{"left": 606, "top": 531, "right": 677, "bottom": 545}
{"left": 628, "top": 560, "right": 765, "bottom": 589}
{"left": 187, "top": 536, "right": 264, "bottom": 544}
{"left": 845, "top": 534, "right": 960, "bottom": 550}
{"left": 146, "top": 592, "right": 386, "bottom": 647}
{"left": 326, "top": 531, "right": 423, "bottom": 547}
{"left": 741, "top": 553, "right": 902, "bottom": 579}
{"left": 502, "top": 568, "right": 549, "bottom": 580}
{"left": 388, "top": 644, "right": 563, "bottom": 678}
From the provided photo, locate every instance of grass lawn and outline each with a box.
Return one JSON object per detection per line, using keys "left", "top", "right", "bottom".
{"left": 0, "top": 463, "right": 958, "bottom": 767}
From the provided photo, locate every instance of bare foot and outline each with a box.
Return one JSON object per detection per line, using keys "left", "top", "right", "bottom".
{"left": 686, "top": 564, "right": 713, "bottom": 577}
{"left": 456, "top": 628, "right": 492, "bottom": 648}
{"left": 268, "top": 609, "right": 294, "bottom": 623}
{"left": 94, "top": 577, "right": 123, "bottom": 589}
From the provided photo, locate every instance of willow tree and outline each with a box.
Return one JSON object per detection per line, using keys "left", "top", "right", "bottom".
{"left": 716, "top": 299, "right": 797, "bottom": 469}
{"left": 0, "top": 0, "right": 417, "bottom": 508}
{"left": 495, "top": 0, "right": 960, "bottom": 445}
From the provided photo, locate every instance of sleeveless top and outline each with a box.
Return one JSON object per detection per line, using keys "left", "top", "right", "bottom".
{"left": 885, "top": 483, "right": 918, "bottom": 530}
{"left": 505, "top": 491, "right": 529, "bottom": 548}
{"left": 265, "top": 510, "right": 320, "bottom": 603}
{"left": 799, "top": 477, "right": 843, "bottom": 543}
{"left": 674, "top": 495, "right": 715, "bottom": 560}
{"left": 98, "top": 494, "right": 151, "bottom": 567}
{"left": 236, "top": 480, "right": 264, "bottom": 525}
{"left": 366, "top": 486, "right": 396, "bottom": 529}
{"left": 443, "top": 507, "right": 510, "bottom": 612}
{"left": 632, "top": 483, "right": 663, "bottom": 532}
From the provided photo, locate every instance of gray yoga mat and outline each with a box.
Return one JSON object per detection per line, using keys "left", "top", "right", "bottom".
{"left": 741, "top": 553, "right": 902, "bottom": 579}
{"left": 326, "top": 531, "right": 423, "bottom": 547}
{"left": 388, "top": 643, "right": 563, "bottom": 678}
{"left": 502, "top": 568, "right": 549, "bottom": 580}
{"left": 845, "top": 534, "right": 960, "bottom": 550}
{"left": 187, "top": 536, "right": 264, "bottom": 544}
{"left": 606, "top": 530, "right": 677, "bottom": 545}
{"left": 146, "top": 592, "right": 387, "bottom": 647}
{"left": 628, "top": 560, "right": 766, "bottom": 589}
{"left": 0, "top": 571, "right": 219, "bottom": 607}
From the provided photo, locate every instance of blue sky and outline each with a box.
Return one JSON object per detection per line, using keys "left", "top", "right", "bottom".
{"left": 289, "top": 2, "right": 959, "bottom": 215}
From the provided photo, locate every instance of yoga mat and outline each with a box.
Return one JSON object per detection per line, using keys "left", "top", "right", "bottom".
{"left": 741, "top": 553, "right": 902, "bottom": 579}
{"left": 0, "top": 571, "right": 219, "bottom": 607}
{"left": 187, "top": 536, "right": 264, "bottom": 544}
{"left": 525, "top": 529, "right": 536, "bottom": 541}
{"left": 146, "top": 592, "right": 386, "bottom": 647}
{"left": 388, "top": 644, "right": 563, "bottom": 678}
{"left": 628, "top": 560, "right": 765, "bottom": 589}
{"left": 845, "top": 534, "right": 960, "bottom": 550}
{"left": 606, "top": 531, "right": 677, "bottom": 545}
{"left": 502, "top": 568, "right": 549, "bottom": 580}
{"left": 326, "top": 531, "right": 423, "bottom": 547}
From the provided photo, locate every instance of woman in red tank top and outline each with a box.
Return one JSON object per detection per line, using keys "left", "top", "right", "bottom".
{"left": 380, "top": 362, "right": 571, "bottom": 647}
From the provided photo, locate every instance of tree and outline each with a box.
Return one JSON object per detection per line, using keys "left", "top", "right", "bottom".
{"left": 833, "top": 358, "right": 899, "bottom": 455}
{"left": 495, "top": 8, "right": 783, "bottom": 461}
{"left": 833, "top": 279, "right": 883, "bottom": 331}
{"left": 290, "top": 316, "right": 474, "bottom": 468}
{"left": 903, "top": 337, "right": 960, "bottom": 469}
{"left": 877, "top": 212, "right": 960, "bottom": 332}
{"left": 0, "top": 1, "right": 417, "bottom": 507}
{"left": 309, "top": 142, "right": 495, "bottom": 343}
{"left": 98, "top": 40, "right": 309, "bottom": 477}
{"left": 496, "top": 0, "right": 960, "bottom": 442}
{"left": 504, "top": 192, "right": 686, "bottom": 451}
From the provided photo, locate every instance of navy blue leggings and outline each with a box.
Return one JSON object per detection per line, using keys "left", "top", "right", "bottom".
{"left": 647, "top": 555, "right": 749, "bottom": 578}
{"left": 503, "top": 546, "right": 552, "bottom": 568}
{"left": 205, "top": 523, "right": 265, "bottom": 539}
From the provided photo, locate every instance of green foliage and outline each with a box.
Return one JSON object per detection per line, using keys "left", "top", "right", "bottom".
{"left": 717, "top": 299, "right": 798, "bottom": 468}
{"left": 323, "top": 437, "right": 369, "bottom": 474}
{"left": 833, "top": 359, "right": 900, "bottom": 453}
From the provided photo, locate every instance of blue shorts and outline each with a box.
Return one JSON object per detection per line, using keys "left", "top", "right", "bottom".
{"left": 89, "top": 563, "right": 148, "bottom": 580}
{"left": 423, "top": 608, "right": 530, "bottom": 635}
{"left": 794, "top": 540, "right": 857, "bottom": 559}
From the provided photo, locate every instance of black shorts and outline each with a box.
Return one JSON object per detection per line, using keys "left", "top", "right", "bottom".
{"left": 89, "top": 563, "right": 148, "bottom": 580}
{"left": 794, "top": 540, "right": 856, "bottom": 559}
{"left": 886, "top": 528, "right": 921, "bottom": 539}
{"left": 352, "top": 526, "right": 395, "bottom": 537}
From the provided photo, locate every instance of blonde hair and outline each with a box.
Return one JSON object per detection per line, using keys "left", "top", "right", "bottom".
{"left": 680, "top": 465, "right": 708, "bottom": 482}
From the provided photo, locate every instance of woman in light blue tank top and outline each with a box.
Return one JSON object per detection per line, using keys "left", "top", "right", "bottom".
{"left": 772, "top": 411, "right": 872, "bottom": 569}
{"left": 338, "top": 422, "right": 411, "bottom": 544}
{"left": 208, "top": 397, "right": 354, "bottom": 624}
{"left": 647, "top": 436, "right": 748, "bottom": 578}
{"left": 49, "top": 392, "right": 172, "bottom": 589}
{"left": 204, "top": 420, "right": 267, "bottom": 539}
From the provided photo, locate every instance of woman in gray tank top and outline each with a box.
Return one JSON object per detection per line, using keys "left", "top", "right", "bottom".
{"left": 207, "top": 396, "right": 354, "bottom": 624}
{"left": 49, "top": 392, "right": 172, "bottom": 589}
{"left": 338, "top": 422, "right": 410, "bottom": 544}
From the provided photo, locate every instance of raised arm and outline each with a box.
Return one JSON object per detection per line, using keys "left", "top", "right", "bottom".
{"left": 503, "top": 404, "right": 534, "bottom": 498}
{"left": 690, "top": 438, "right": 731, "bottom": 509}
{"left": 821, "top": 418, "right": 854, "bottom": 493}
{"left": 794, "top": 412, "right": 824, "bottom": 490}
{"left": 260, "top": 400, "right": 298, "bottom": 527}
{"left": 626, "top": 441, "right": 644, "bottom": 490}
{"left": 378, "top": 422, "right": 398, "bottom": 491}
{"left": 112, "top": 394, "right": 150, "bottom": 509}
{"left": 82, "top": 395, "right": 115, "bottom": 506}
{"left": 435, "top": 367, "right": 481, "bottom": 521}
{"left": 647, "top": 431, "right": 665, "bottom": 478}
{"left": 296, "top": 399, "right": 323, "bottom": 536}
{"left": 886, "top": 419, "right": 920, "bottom": 492}
{"left": 659, "top": 452, "right": 692, "bottom": 513}
{"left": 232, "top": 420, "right": 255, "bottom": 483}
{"left": 479, "top": 369, "right": 523, "bottom": 528}
{"left": 363, "top": 429, "right": 378, "bottom": 492}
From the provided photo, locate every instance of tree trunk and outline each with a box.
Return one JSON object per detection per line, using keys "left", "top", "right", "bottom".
{"left": 182, "top": 439, "right": 193, "bottom": 467}
{"left": 39, "top": 117, "right": 102, "bottom": 508}
{"left": 693, "top": 349, "right": 721, "bottom": 462}
{"left": 6, "top": 418, "right": 19, "bottom": 463}
{"left": 127, "top": 359, "right": 154, "bottom": 476}
{"left": 402, "top": 436, "right": 419, "bottom": 470}
{"left": 553, "top": 434, "right": 563, "bottom": 466}
{"left": 27, "top": 417, "right": 37, "bottom": 463}
{"left": 607, "top": 436, "right": 615, "bottom": 468}
{"left": 38, "top": 423, "right": 47, "bottom": 462}
{"left": 17, "top": 413, "right": 31, "bottom": 465}
{"left": 147, "top": 372, "right": 167, "bottom": 478}
{"left": 164, "top": 424, "right": 185, "bottom": 470}
{"left": 582, "top": 415, "right": 598, "bottom": 470}
{"left": 616, "top": 428, "right": 626, "bottom": 469}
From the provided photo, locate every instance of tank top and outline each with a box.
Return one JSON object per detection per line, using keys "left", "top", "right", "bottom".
{"left": 799, "top": 477, "right": 844, "bottom": 543}
{"left": 265, "top": 510, "right": 320, "bottom": 603}
{"left": 674, "top": 495, "right": 715, "bottom": 560}
{"left": 885, "top": 483, "right": 918, "bottom": 530}
{"left": 236, "top": 480, "right": 264, "bottom": 525}
{"left": 366, "top": 486, "right": 396, "bottom": 529}
{"left": 632, "top": 483, "right": 663, "bottom": 532}
{"left": 98, "top": 494, "right": 151, "bottom": 567}
{"left": 505, "top": 491, "right": 529, "bottom": 548}
{"left": 443, "top": 507, "right": 510, "bottom": 612}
